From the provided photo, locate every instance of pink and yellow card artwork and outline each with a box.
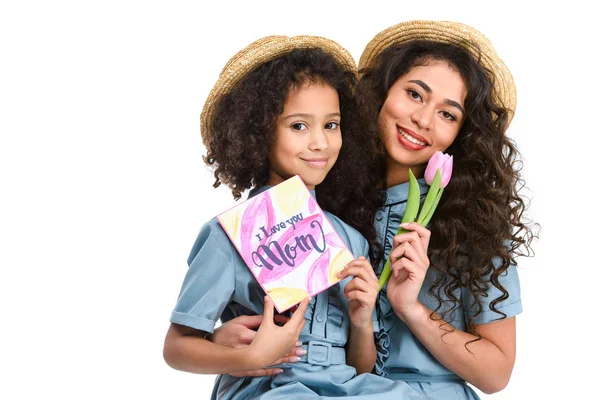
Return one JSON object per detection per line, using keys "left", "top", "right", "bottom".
{"left": 217, "top": 175, "right": 355, "bottom": 313}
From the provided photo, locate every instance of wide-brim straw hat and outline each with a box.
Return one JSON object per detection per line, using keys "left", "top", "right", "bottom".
{"left": 200, "top": 35, "right": 357, "bottom": 149}
{"left": 359, "top": 20, "right": 516, "bottom": 123}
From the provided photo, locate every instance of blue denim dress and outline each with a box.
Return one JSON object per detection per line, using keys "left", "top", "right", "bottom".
{"left": 170, "top": 186, "right": 423, "bottom": 399}
{"left": 373, "top": 180, "right": 523, "bottom": 400}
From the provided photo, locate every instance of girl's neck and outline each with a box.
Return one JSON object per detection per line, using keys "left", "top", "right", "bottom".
{"left": 385, "top": 160, "right": 425, "bottom": 188}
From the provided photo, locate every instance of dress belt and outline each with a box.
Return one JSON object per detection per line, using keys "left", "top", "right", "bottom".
{"left": 387, "top": 372, "right": 465, "bottom": 383}
{"left": 298, "top": 341, "right": 345, "bottom": 366}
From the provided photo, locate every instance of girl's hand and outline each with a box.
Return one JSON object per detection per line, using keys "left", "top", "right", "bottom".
{"left": 210, "top": 315, "right": 305, "bottom": 377}
{"left": 386, "top": 222, "right": 431, "bottom": 321}
{"left": 337, "top": 256, "right": 379, "bottom": 329}
{"left": 247, "top": 296, "right": 310, "bottom": 368}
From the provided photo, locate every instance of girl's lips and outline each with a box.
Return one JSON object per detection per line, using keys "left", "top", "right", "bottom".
{"left": 302, "top": 158, "right": 328, "bottom": 168}
{"left": 396, "top": 126, "right": 428, "bottom": 151}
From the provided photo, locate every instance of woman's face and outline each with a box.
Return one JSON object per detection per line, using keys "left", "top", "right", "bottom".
{"left": 378, "top": 60, "right": 467, "bottom": 187}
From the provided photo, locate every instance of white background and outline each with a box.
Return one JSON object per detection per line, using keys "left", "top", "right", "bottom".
{"left": 1, "top": 1, "right": 598, "bottom": 398}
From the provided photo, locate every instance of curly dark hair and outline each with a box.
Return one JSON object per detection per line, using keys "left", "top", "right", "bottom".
{"left": 340, "top": 40, "right": 537, "bottom": 342}
{"left": 203, "top": 48, "right": 381, "bottom": 253}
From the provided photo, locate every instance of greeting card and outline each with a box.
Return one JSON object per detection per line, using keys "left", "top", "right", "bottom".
{"left": 217, "top": 175, "right": 355, "bottom": 312}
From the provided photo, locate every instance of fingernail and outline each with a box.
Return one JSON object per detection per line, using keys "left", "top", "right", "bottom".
{"left": 274, "top": 368, "right": 283, "bottom": 373}
{"left": 290, "top": 356, "right": 301, "bottom": 362}
{"left": 400, "top": 222, "right": 410, "bottom": 228}
{"left": 296, "top": 341, "right": 302, "bottom": 347}
{"left": 296, "top": 348, "right": 307, "bottom": 356}
{"left": 336, "top": 271, "right": 343, "bottom": 278}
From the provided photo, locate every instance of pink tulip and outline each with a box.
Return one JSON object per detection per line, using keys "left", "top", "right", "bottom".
{"left": 424, "top": 151, "right": 453, "bottom": 188}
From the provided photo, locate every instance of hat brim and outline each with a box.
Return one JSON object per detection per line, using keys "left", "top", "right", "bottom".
{"left": 200, "top": 35, "right": 357, "bottom": 149}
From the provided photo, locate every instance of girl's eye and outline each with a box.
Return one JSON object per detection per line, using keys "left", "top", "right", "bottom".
{"left": 440, "top": 111, "right": 457, "bottom": 121}
{"left": 291, "top": 123, "right": 308, "bottom": 131}
{"left": 407, "top": 89, "right": 422, "bottom": 101}
{"left": 325, "top": 122, "right": 339, "bottom": 130}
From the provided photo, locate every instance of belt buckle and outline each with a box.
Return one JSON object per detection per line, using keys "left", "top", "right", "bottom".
{"left": 307, "top": 340, "right": 332, "bottom": 366}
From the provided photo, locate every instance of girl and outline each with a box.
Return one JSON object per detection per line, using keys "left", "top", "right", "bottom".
{"left": 335, "top": 20, "right": 536, "bottom": 399}
{"left": 163, "top": 35, "right": 419, "bottom": 399}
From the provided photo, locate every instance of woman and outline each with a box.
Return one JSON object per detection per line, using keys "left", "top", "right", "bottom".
{"left": 209, "top": 21, "right": 536, "bottom": 400}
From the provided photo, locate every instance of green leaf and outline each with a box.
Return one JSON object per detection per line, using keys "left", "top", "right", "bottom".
{"left": 401, "top": 169, "right": 420, "bottom": 224}
{"left": 420, "top": 187, "right": 444, "bottom": 227}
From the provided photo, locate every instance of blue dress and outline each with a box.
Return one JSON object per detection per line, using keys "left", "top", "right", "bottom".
{"left": 170, "top": 186, "right": 423, "bottom": 399}
{"left": 373, "top": 180, "right": 523, "bottom": 400}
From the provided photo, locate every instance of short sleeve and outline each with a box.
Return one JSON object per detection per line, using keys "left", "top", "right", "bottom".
{"left": 169, "top": 219, "right": 235, "bottom": 333}
{"left": 464, "top": 258, "right": 523, "bottom": 325}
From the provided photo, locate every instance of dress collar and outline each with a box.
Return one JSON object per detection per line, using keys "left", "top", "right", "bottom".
{"left": 384, "top": 178, "right": 429, "bottom": 206}
{"left": 248, "top": 185, "right": 317, "bottom": 199}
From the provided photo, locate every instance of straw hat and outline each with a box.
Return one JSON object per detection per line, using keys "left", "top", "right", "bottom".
{"left": 200, "top": 35, "right": 357, "bottom": 149}
{"left": 359, "top": 20, "right": 516, "bottom": 123}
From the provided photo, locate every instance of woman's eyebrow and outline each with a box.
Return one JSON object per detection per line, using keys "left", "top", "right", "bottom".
{"left": 409, "top": 79, "right": 464, "bottom": 114}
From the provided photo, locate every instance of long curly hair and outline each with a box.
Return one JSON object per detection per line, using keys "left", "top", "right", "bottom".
{"left": 345, "top": 40, "right": 537, "bottom": 340}
{"left": 203, "top": 48, "right": 381, "bottom": 253}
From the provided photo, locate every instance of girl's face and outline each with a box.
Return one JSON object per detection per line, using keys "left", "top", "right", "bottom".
{"left": 378, "top": 61, "right": 467, "bottom": 187}
{"left": 268, "top": 82, "right": 342, "bottom": 189}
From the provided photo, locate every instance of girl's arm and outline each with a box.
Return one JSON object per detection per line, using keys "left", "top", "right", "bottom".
{"left": 163, "top": 296, "right": 310, "bottom": 375}
{"left": 386, "top": 222, "right": 516, "bottom": 394}
{"left": 337, "top": 257, "right": 379, "bottom": 374}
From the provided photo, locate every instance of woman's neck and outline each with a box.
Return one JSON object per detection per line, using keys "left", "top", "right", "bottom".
{"left": 385, "top": 161, "right": 425, "bottom": 188}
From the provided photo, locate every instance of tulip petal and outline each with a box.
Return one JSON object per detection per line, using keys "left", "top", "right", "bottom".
{"left": 440, "top": 155, "right": 453, "bottom": 188}
{"left": 425, "top": 151, "right": 444, "bottom": 185}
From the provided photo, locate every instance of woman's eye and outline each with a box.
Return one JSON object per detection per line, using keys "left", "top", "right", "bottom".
{"left": 325, "top": 122, "right": 339, "bottom": 130}
{"left": 291, "top": 123, "right": 308, "bottom": 131}
{"left": 407, "top": 89, "right": 422, "bottom": 101}
{"left": 440, "top": 111, "right": 457, "bottom": 121}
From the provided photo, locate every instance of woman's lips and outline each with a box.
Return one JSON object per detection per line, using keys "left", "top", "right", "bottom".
{"left": 396, "top": 126, "right": 428, "bottom": 150}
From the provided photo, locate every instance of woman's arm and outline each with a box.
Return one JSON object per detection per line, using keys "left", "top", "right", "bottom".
{"left": 209, "top": 314, "right": 305, "bottom": 377}
{"left": 386, "top": 222, "right": 516, "bottom": 394}
{"left": 400, "top": 304, "right": 516, "bottom": 394}
{"left": 163, "top": 296, "right": 310, "bottom": 375}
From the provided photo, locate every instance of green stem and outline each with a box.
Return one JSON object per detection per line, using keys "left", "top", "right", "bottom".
{"left": 416, "top": 169, "right": 441, "bottom": 225}
{"left": 378, "top": 227, "right": 407, "bottom": 291}
{"left": 378, "top": 169, "right": 421, "bottom": 291}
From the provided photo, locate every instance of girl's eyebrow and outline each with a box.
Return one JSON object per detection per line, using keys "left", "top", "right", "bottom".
{"left": 408, "top": 79, "right": 465, "bottom": 114}
{"left": 283, "top": 112, "right": 341, "bottom": 120}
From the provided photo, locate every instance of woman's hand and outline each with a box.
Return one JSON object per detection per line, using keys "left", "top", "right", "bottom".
{"left": 211, "top": 314, "right": 305, "bottom": 377}
{"left": 386, "top": 222, "right": 431, "bottom": 321}
{"left": 246, "top": 296, "right": 310, "bottom": 369}
{"left": 337, "top": 256, "right": 378, "bottom": 329}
